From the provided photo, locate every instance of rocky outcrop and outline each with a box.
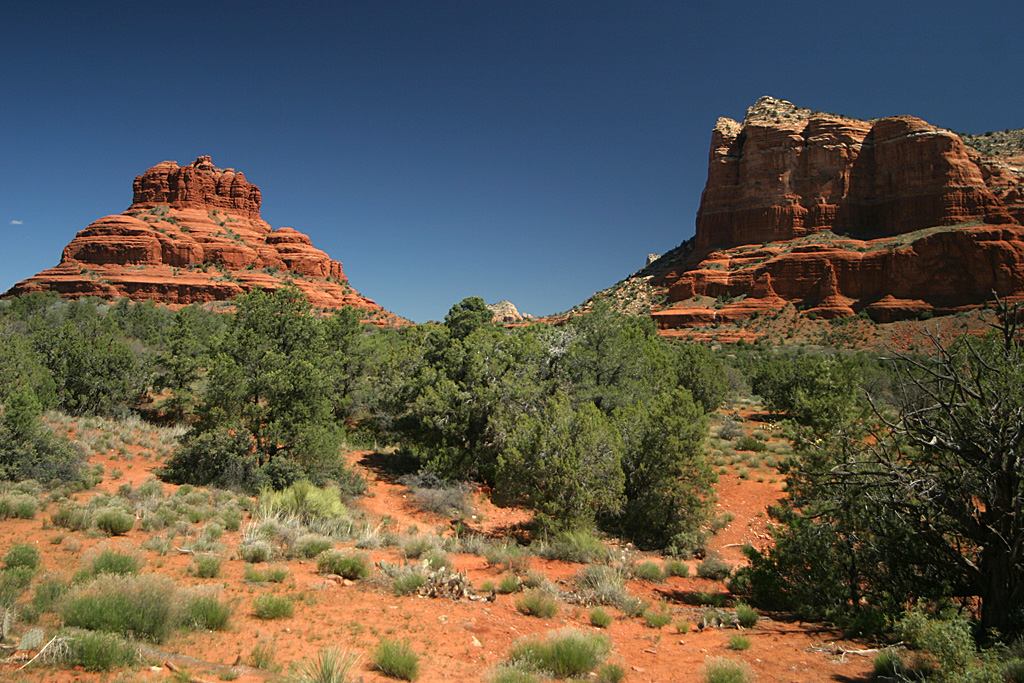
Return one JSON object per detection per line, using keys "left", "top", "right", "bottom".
{"left": 487, "top": 300, "right": 531, "bottom": 323}
{"left": 695, "top": 97, "right": 1022, "bottom": 250}
{"left": 5, "top": 157, "right": 403, "bottom": 324}
{"left": 651, "top": 98, "right": 1024, "bottom": 327}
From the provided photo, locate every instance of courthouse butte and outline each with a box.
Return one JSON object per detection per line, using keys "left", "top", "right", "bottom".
{"left": 645, "top": 97, "right": 1024, "bottom": 329}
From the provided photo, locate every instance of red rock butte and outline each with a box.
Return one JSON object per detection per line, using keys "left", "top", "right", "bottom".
{"left": 649, "top": 97, "right": 1024, "bottom": 328}
{"left": 5, "top": 156, "right": 403, "bottom": 324}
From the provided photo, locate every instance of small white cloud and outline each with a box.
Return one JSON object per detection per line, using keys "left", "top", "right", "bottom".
{"left": 10, "top": 220, "right": 23, "bottom": 225}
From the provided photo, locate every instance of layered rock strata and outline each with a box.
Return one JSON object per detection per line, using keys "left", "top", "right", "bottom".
{"left": 6, "top": 156, "right": 400, "bottom": 323}
{"left": 652, "top": 98, "right": 1024, "bottom": 326}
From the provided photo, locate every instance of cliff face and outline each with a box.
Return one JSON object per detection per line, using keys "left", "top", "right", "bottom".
{"left": 652, "top": 98, "right": 1024, "bottom": 327}
{"left": 695, "top": 98, "right": 1023, "bottom": 251}
{"left": 6, "top": 156, "right": 402, "bottom": 323}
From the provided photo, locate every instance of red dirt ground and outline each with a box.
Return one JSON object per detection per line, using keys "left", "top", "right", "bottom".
{"left": 0, "top": 414, "right": 876, "bottom": 683}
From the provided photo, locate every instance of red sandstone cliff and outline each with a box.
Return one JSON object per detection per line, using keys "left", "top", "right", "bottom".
{"left": 5, "top": 156, "right": 404, "bottom": 324}
{"left": 649, "top": 98, "right": 1024, "bottom": 327}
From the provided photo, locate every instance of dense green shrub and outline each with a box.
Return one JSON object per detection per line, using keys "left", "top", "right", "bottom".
{"left": 188, "top": 553, "right": 222, "bottom": 578}
{"left": 88, "top": 549, "right": 141, "bottom": 577}
{"left": 535, "top": 530, "right": 610, "bottom": 564}
{"left": 697, "top": 555, "right": 731, "bottom": 581}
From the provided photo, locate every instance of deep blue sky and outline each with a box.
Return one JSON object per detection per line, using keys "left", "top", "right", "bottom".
{"left": 2, "top": 1, "right": 1020, "bottom": 322}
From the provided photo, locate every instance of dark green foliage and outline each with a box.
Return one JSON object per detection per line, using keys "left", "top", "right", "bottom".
{"left": 612, "top": 387, "right": 713, "bottom": 552}
{"left": 61, "top": 574, "right": 178, "bottom": 642}
{"left": 0, "top": 388, "right": 85, "bottom": 484}
{"left": 163, "top": 287, "right": 360, "bottom": 492}
{"left": 497, "top": 392, "right": 623, "bottom": 530}
{"left": 743, "top": 309, "right": 1024, "bottom": 636}
{"left": 444, "top": 296, "right": 494, "bottom": 340}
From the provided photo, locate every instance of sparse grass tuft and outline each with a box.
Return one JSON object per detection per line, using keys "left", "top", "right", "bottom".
{"left": 292, "top": 647, "right": 361, "bottom": 683}
{"left": 590, "top": 607, "right": 612, "bottom": 628}
{"left": 252, "top": 594, "right": 293, "bottom": 619}
{"left": 374, "top": 638, "right": 420, "bottom": 680}
{"left": 316, "top": 550, "right": 370, "bottom": 580}
{"left": 702, "top": 656, "right": 752, "bottom": 683}
{"left": 507, "top": 628, "right": 610, "bottom": 679}
{"left": 515, "top": 590, "right": 559, "bottom": 619}
{"left": 633, "top": 560, "right": 665, "bottom": 582}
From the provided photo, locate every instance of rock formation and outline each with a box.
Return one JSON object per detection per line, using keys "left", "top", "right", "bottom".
{"left": 5, "top": 156, "right": 403, "bottom": 324}
{"left": 487, "top": 300, "right": 531, "bottom": 323}
{"left": 651, "top": 98, "right": 1024, "bottom": 327}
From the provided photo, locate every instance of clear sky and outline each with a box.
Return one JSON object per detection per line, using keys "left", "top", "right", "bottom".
{"left": 2, "top": 1, "right": 1020, "bottom": 322}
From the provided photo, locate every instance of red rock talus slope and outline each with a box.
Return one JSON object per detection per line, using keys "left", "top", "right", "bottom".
{"left": 651, "top": 97, "right": 1024, "bottom": 326}
{"left": 5, "top": 156, "right": 404, "bottom": 324}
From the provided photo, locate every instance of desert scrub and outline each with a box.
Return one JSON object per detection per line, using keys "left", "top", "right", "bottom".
{"left": 316, "top": 550, "right": 370, "bottom": 580}
{"left": 697, "top": 555, "right": 731, "bottom": 581}
{"left": 187, "top": 553, "right": 222, "bottom": 578}
{"left": 94, "top": 507, "right": 135, "bottom": 536}
{"left": 295, "top": 533, "right": 334, "bottom": 559}
{"left": 398, "top": 471, "right": 475, "bottom": 517}
{"left": 728, "top": 635, "right": 751, "bottom": 650}
{"left": 642, "top": 602, "right": 673, "bottom": 629}
{"left": 63, "top": 629, "right": 140, "bottom": 671}
{"left": 181, "top": 591, "right": 231, "bottom": 630}
{"left": 633, "top": 560, "right": 665, "bottom": 582}
{"left": 374, "top": 638, "right": 420, "bottom": 681}
{"left": 252, "top": 593, "right": 294, "bottom": 619}
{"left": 52, "top": 503, "right": 92, "bottom": 530}
{"left": 535, "top": 529, "right": 609, "bottom": 564}
{"left": 4, "top": 543, "right": 40, "bottom": 570}
{"left": 497, "top": 573, "right": 522, "bottom": 594}
{"left": 61, "top": 573, "right": 178, "bottom": 642}
{"left": 292, "top": 647, "right": 361, "bottom": 683}
{"left": 590, "top": 607, "right": 612, "bottom": 628}
{"left": 735, "top": 602, "right": 758, "bottom": 628}
{"left": 664, "top": 559, "right": 689, "bottom": 578}
{"left": 0, "top": 493, "right": 38, "bottom": 519}
{"left": 506, "top": 628, "right": 610, "bottom": 679}
{"left": 244, "top": 564, "right": 289, "bottom": 583}
{"left": 515, "top": 590, "right": 559, "bottom": 619}
{"left": 702, "top": 656, "right": 752, "bottom": 683}
{"left": 84, "top": 548, "right": 141, "bottom": 577}
{"left": 32, "top": 576, "right": 70, "bottom": 613}
{"left": 573, "top": 565, "right": 628, "bottom": 607}
{"left": 238, "top": 540, "right": 274, "bottom": 563}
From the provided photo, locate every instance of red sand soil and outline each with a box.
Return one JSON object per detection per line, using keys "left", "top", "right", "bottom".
{"left": 0, "top": 415, "right": 875, "bottom": 683}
